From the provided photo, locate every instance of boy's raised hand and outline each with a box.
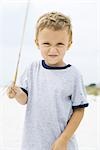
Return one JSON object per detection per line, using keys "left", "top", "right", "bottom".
{"left": 7, "top": 83, "right": 21, "bottom": 99}
{"left": 7, "top": 83, "right": 28, "bottom": 105}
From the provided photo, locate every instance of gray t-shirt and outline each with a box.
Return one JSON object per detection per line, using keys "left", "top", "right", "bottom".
{"left": 19, "top": 60, "right": 88, "bottom": 150}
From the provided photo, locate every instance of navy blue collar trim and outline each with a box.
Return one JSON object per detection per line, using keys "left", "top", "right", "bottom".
{"left": 42, "top": 60, "right": 71, "bottom": 70}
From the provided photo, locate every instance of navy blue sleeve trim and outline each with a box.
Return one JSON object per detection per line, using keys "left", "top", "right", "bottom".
{"left": 20, "top": 87, "right": 28, "bottom": 96}
{"left": 72, "top": 103, "right": 89, "bottom": 109}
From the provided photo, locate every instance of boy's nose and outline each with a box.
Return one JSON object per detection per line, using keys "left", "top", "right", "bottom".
{"left": 49, "top": 46, "right": 58, "bottom": 53}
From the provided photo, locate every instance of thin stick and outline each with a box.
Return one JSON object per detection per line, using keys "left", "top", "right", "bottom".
{"left": 13, "top": 0, "right": 31, "bottom": 86}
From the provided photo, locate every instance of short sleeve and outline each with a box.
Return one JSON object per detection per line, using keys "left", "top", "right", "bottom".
{"left": 72, "top": 73, "right": 89, "bottom": 109}
{"left": 17, "top": 68, "right": 28, "bottom": 92}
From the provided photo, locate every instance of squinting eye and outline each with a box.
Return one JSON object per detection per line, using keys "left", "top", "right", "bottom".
{"left": 42, "top": 43, "right": 50, "bottom": 46}
{"left": 57, "top": 43, "right": 65, "bottom": 46}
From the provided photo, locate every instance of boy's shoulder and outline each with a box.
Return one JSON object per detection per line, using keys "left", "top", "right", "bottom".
{"left": 26, "top": 60, "right": 41, "bottom": 70}
{"left": 69, "top": 64, "right": 82, "bottom": 77}
{"left": 68, "top": 65, "right": 84, "bottom": 83}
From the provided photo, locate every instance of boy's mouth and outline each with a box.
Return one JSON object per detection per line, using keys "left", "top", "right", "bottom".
{"left": 48, "top": 55, "right": 58, "bottom": 57}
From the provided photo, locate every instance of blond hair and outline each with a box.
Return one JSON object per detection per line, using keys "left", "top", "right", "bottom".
{"left": 35, "top": 11, "right": 72, "bottom": 46}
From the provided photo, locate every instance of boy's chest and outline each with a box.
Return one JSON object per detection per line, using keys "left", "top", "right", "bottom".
{"left": 33, "top": 71, "right": 74, "bottom": 97}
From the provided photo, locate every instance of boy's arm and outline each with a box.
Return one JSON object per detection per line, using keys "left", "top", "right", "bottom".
{"left": 7, "top": 85, "right": 28, "bottom": 105}
{"left": 60, "top": 108, "right": 84, "bottom": 142}
{"left": 51, "top": 108, "right": 84, "bottom": 149}
{"left": 14, "top": 87, "right": 28, "bottom": 105}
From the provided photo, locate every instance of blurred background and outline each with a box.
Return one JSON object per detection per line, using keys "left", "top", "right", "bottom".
{"left": 0, "top": 0, "right": 100, "bottom": 150}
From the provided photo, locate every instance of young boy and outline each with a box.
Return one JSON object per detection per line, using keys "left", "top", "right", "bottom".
{"left": 7, "top": 12, "right": 89, "bottom": 150}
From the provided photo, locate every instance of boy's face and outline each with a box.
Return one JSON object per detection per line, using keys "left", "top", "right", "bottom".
{"left": 37, "top": 28, "right": 71, "bottom": 67}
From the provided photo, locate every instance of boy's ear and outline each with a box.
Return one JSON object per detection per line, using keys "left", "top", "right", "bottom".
{"left": 68, "top": 41, "right": 72, "bottom": 49}
{"left": 35, "top": 39, "right": 39, "bottom": 47}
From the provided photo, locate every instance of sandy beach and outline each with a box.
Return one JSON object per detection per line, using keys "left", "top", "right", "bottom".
{"left": 0, "top": 91, "right": 99, "bottom": 150}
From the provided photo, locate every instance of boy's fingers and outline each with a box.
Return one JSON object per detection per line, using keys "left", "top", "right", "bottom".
{"left": 7, "top": 87, "right": 16, "bottom": 98}
{"left": 8, "top": 92, "right": 15, "bottom": 98}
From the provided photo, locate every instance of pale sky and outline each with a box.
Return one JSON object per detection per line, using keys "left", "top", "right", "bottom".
{"left": 0, "top": 0, "right": 99, "bottom": 86}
